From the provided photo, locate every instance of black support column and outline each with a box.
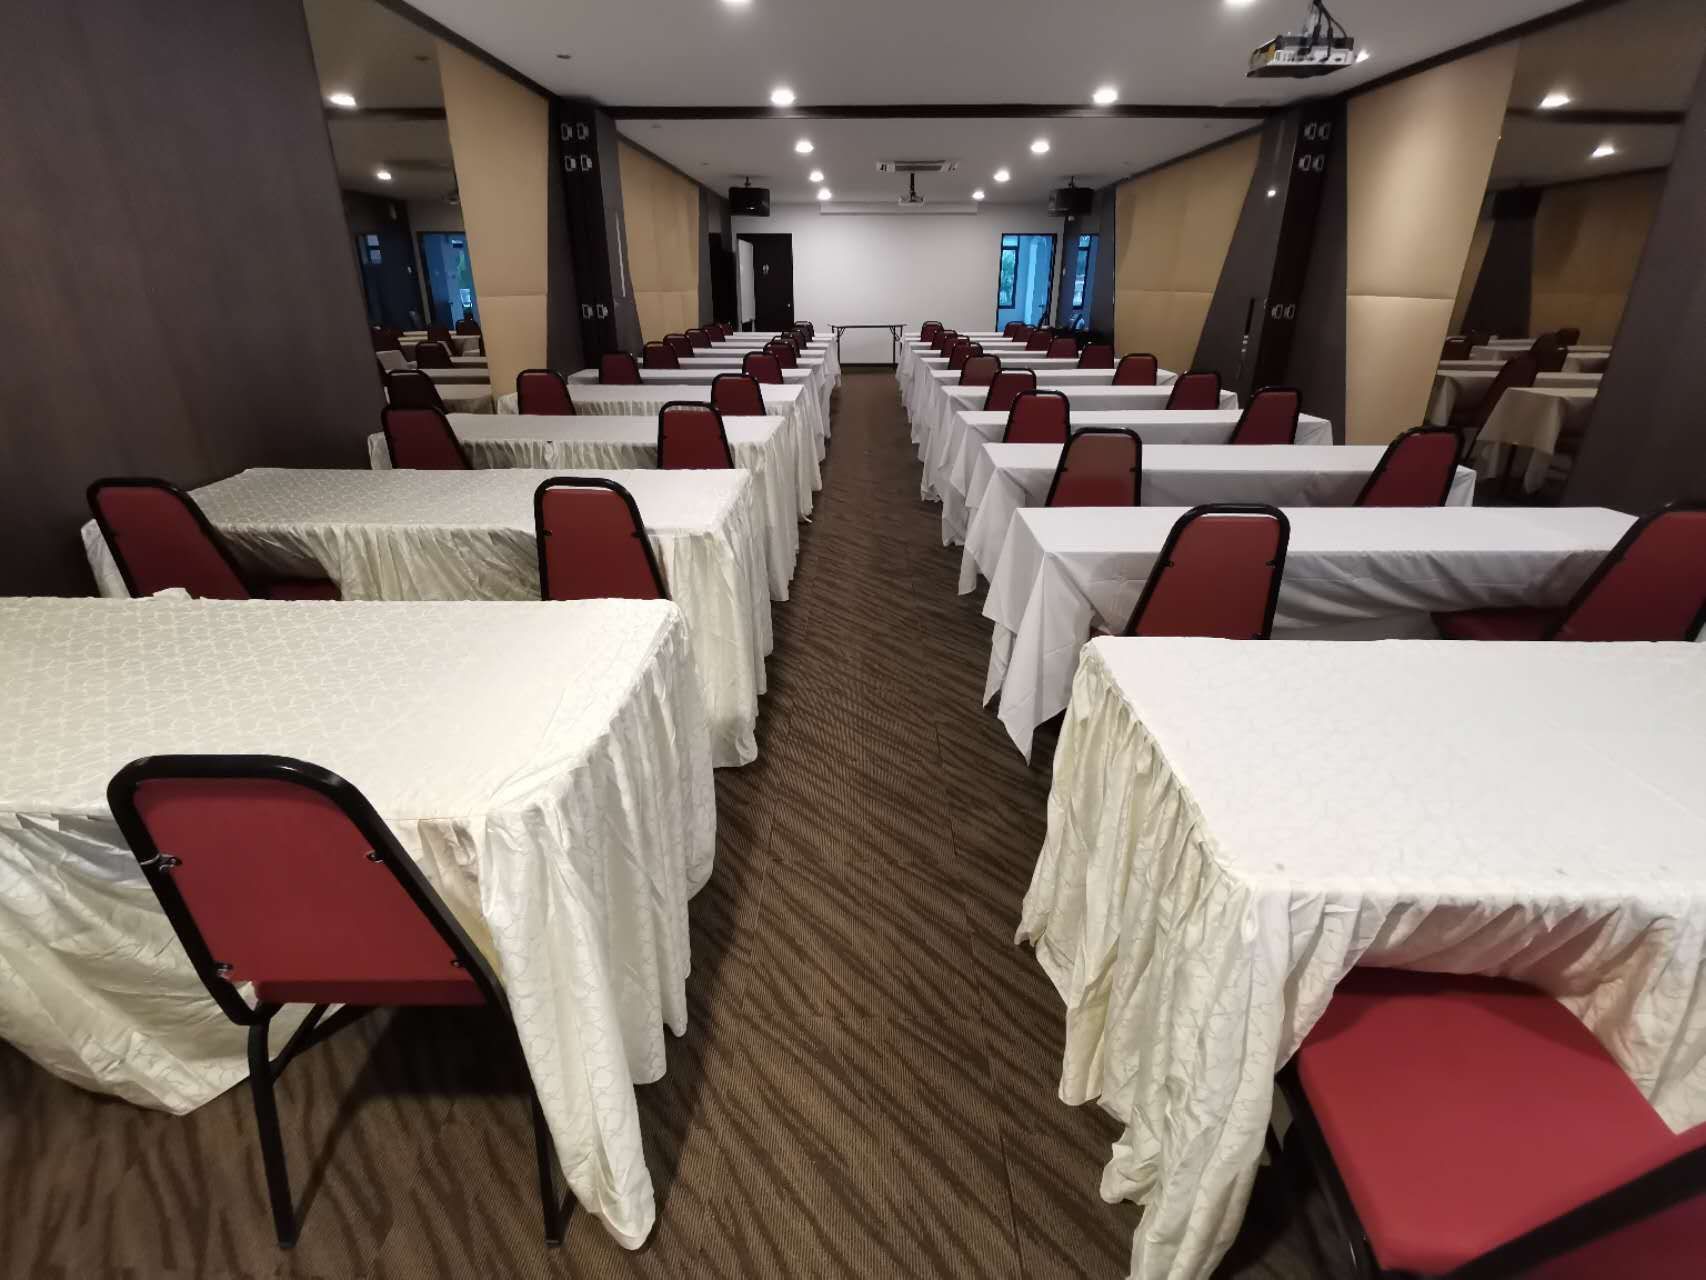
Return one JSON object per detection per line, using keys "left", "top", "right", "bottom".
{"left": 554, "top": 98, "right": 642, "bottom": 363}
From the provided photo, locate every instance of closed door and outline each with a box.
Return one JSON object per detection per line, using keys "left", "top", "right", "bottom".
{"left": 740, "top": 233, "right": 794, "bottom": 331}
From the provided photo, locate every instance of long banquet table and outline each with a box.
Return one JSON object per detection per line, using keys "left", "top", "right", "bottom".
{"left": 79, "top": 468, "right": 772, "bottom": 768}
{"left": 1425, "top": 369, "right": 1600, "bottom": 425}
{"left": 929, "top": 409, "right": 1334, "bottom": 540}
{"left": 957, "top": 444, "right": 1475, "bottom": 590}
{"left": 0, "top": 595, "right": 715, "bottom": 1251}
{"left": 1474, "top": 386, "right": 1599, "bottom": 493}
{"left": 369, "top": 413, "right": 808, "bottom": 600}
{"left": 906, "top": 364, "right": 1205, "bottom": 435}
{"left": 1020, "top": 636, "right": 1706, "bottom": 1280}
{"left": 566, "top": 365, "right": 829, "bottom": 430}
{"left": 496, "top": 380, "right": 828, "bottom": 460}
{"left": 982, "top": 504, "right": 1634, "bottom": 757}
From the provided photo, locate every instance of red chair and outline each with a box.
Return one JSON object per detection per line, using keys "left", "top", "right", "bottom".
{"left": 1355, "top": 427, "right": 1460, "bottom": 507}
{"left": 1078, "top": 343, "right": 1115, "bottom": 369}
{"left": 765, "top": 342, "right": 798, "bottom": 369}
{"left": 1002, "top": 321, "right": 1026, "bottom": 339}
{"left": 960, "top": 355, "right": 1001, "bottom": 387}
{"left": 454, "top": 316, "right": 481, "bottom": 336}
{"left": 685, "top": 328, "right": 712, "bottom": 349}
{"left": 107, "top": 754, "right": 568, "bottom": 1248}
{"left": 1003, "top": 390, "right": 1070, "bottom": 444}
{"left": 657, "top": 402, "right": 735, "bottom": 469}
{"left": 983, "top": 369, "right": 1037, "bottom": 413}
{"left": 1165, "top": 371, "right": 1221, "bottom": 410}
{"left": 663, "top": 334, "right": 694, "bottom": 358}
{"left": 1012, "top": 324, "right": 1034, "bottom": 344}
{"left": 712, "top": 372, "right": 767, "bottom": 416}
{"left": 1044, "top": 429, "right": 1142, "bottom": 508}
{"left": 744, "top": 353, "right": 783, "bottom": 384}
{"left": 1123, "top": 504, "right": 1289, "bottom": 637}
{"left": 516, "top": 369, "right": 574, "bottom": 416}
{"left": 920, "top": 321, "right": 944, "bottom": 343}
{"left": 1556, "top": 326, "right": 1581, "bottom": 346}
{"left": 1281, "top": 969, "right": 1706, "bottom": 1279}
{"left": 411, "top": 341, "right": 454, "bottom": 369}
{"left": 426, "top": 324, "right": 454, "bottom": 346}
{"left": 371, "top": 327, "right": 402, "bottom": 353}
{"left": 948, "top": 341, "right": 982, "bottom": 372}
{"left": 381, "top": 405, "right": 472, "bottom": 470}
{"left": 87, "top": 479, "right": 341, "bottom": 601}
{"left": 1450, "top": 354, "right": 1538, "bottom": 459}
{"left": 1228, "top": 387, "right": 1302, "bottom": 445}
{"left": 1442, "top": 336, "right": 1473, "bottom": 360}
{"left": 1434, "top": 501, "right": 1706, "bottom": 641}
{"left": 383, "top": 369, "right": 444, "bottom": 412}
{"left": 643, "top": 342, "right": 679, "bottom": 370}
{"left": 1046, "top": 337, "right": 1077, "bottom": 359}
{"left": 599, "top": 352, "right": 642, "bottom": 385}
{"left": 705, "top": 324, "right": 726, "bottom": 343}
{"left": 1114, "top": 353, "right": 1160, "bottom": 386}
{"left": 534, "top": 477, "right": 667, "bottom": 600}
{"left": 932, "top": 329, "right": 959, "bottom": 353}
{"left": 1530, "top": 332, "right": 1567, "bottom": 373}
{"left": 1025, "top": 328, "right": 1054, "bottom": 352}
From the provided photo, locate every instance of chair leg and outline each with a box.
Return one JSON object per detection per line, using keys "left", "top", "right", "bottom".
{"left": 247, "top": 1015, "right": 298, "bottom": 1248}
{"left": 528, "top": 1087, "right": 568, "bottom": 1246}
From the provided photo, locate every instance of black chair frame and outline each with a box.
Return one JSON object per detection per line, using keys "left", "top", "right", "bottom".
{"left": 1002, "top": 388, "right": 1073, "bottom": 444}
{"left": 533, "top": 476, "right": 668, "bottom": 601}
{"left": 515, "top": 368, "right": 574, "bottom": 414}
{"left": 657, "top": 400, "right": 736, "bottom": 469}
{"left": 1353, "top": 427, "right": 1462, "bottom": 508}
{"left": 87, "top": 477, "right": 261, "bottom": 600}
{"left": 1123, "top": 503, "right": 1290, "bottom": 637}
{"left": 383, "top": 369, "right": 446, "bottom": 413}
{"left": 1229, "top": 385, "right": 1303, "bottom": 445}
{"left": 1165, "top": 370, "right": 1222, "bottom": 410}
{"left": 1043, "top": 428, "right": 1144, "bottom": 507}
{"left": 1538, "top": 499, "right": 1706, "bottom": 641}
{"left": 381, "top": 405, "right": 473, "bottom": 470}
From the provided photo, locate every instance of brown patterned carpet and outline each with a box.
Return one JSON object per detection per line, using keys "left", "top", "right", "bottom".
{"left": 0, "top": 371, "right": 1327, "bottom": 1279}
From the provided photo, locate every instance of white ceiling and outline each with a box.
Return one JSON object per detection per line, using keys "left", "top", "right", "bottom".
{"left": 621, "top": 115, "right": 1258, "bottom": 205}
{"left": 326, "top": 117, "right": 459, "bottom": 200}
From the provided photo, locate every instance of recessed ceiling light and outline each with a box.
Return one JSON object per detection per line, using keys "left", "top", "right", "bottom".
{"left": 374, "top": 168, "right": 393, "bottom": 182}
{"left": 1225, "top": 0, "right": 1258, "bottom": 8}
{"left": 808, "top": 168, "right": 824, "bottom": 182}
{"left": 1092, "top": 85, "right": 1119, "bottom": 106}
{"left": 795, "top": 138, "right": 814, "bottom": 154}
{"left": 1539, "top": 90, "right": 1572, "bottom": 110}
{"left": 327, "top": 91, "right": 357, "bottom": 109}
{"left": 1355, "top": 48, "right": 1370, "bottom": 63}
{"left": 1592, "top": 141, "right": 1617, "bottom": 159}
{"left": 721, "top": 0, "right": 751, "bottom": 6}
{"left": 770, "top": 86, "right": 796, "bottom": 107}
{"left": 1266, "top": 187, "right": 1277, "bottom": 198}
{"left": 1030, "top": 138, "right": 1050, "bottom": 155}
{"left": 817, "top": 186, "right": 833, "bottom": 201}
{"left": 993, "top": 168, "right": 1011, "bottom": 183}
{"left": 972, "top": 189, "right": 986, "bottom": 201}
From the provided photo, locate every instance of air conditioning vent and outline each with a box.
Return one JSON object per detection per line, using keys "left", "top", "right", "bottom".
{"left": 877, "top": 159, "right": 960, "bottom": 175}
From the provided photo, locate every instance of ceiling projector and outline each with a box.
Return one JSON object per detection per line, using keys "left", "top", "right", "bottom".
{"left": 1248, "top": 0, "right": 1356, "bottom": 79}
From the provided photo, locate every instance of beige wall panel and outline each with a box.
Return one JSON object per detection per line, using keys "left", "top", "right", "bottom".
{"left": 1174, "top": 134, "right": 1263, "bottom": 293}
{"left": 619, "top": 143, "right": 700, "bottom": 342}
{"left": 1531, "top": 171, "right": 1663, "bottom": 343}
{"left": 1450, "top": 215, "right": 1494, "bottom": 333}
{"left": 1345, "top": 295, "right": 1455, "bottom": 444}
{"left": 436, "top": 40, "right": 547, "bottom": 391}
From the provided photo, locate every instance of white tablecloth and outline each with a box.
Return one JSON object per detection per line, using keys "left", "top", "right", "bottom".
{"left": 907, "top": 365, "right": 1193, "bottom": 437}
{"left": 400, "top": 333, "right": 484, "bottom": 357}
{"left": 80, "top": 469, "right": 771, "bottom": 768}
{"left": 957, "top": 444, "right": 1475, "bottom": 591}
{"left": 1564, "top": 352, "right": 1611, "bottom": 373}
{"left": 930, "top": 410, "right": 1334, "bottom": 540}
{"left": 498, "top": 381, "right": 828, "bottom": 460}
{"left": 567, "top": 365, "right": 829, "bottom": 431}
{"left": 1424, "top": 370, "right": 1601, "bottom": 426}
{"left": 1021, "top": 637, "right": 1706, "bottom": 1280}
{"left": 369, "top": 414, "right": 806, "bottom": 601}
{"left": 982, "top": 505, "right": 1634, "bottom": 757}
{"left": 420, "top": 368, "right": 491, "bottom": 386}
{"left": 1473, "top": 387, "right": 1600, "bottom": 493}
{"left": 432, "top": 383, "right": 496, "bottom": 414}
{"left": 894, "top": 340, "right": 1032, "bottom": 394}
{"left": 0, "top": 596, "right": 715, "bottom": 1250}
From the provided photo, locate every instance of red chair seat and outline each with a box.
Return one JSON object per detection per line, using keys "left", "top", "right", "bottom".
{"left": 1296, "top": 969, "right": 1706, "bottom": 1277}
{"left": 262, "top": 578, "right": 341, "bottom": 601}
{"left": 1432, "top": 606, "right": 1564, "bottom": 640}
{"left": 254, "top": 978, "right": 484, "bottom": 1006}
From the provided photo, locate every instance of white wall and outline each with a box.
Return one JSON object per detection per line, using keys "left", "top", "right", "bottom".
{"left": 733, "top": 204, "right": 1063, "bottom": 363}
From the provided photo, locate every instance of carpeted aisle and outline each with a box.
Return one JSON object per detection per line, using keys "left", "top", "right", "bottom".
{"left": 0, "top": 370, "right": 1319, "bottom": 1279}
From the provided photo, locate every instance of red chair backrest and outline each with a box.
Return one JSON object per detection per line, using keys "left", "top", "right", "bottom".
{"left": 1442, "top": 337, "right": 1473, "bottom": 360}
{"left": 108, "top": 757, "right": 493, "bottom": 1017}
{"left": 765, "top": 342, "right": 797, "bottom": 369}
{"left": 1550, "top": 504, "right": 1706, "bottom": 641}
{"left": 1230, "top": 387, "right": 1302, "bottom": 445}
{"left": 643, "top": 342, "right": 679, "bottom": 369}
{"left": 1012, "top": 325, "right": 1034, "bottom": 344}
{"left": 455, "top": 317, "right": 481, "bottom": 335}
{"left": 1003, "top": 390, "right": 1070, "bottom": 444}
{"left": 1046, "top": 337, "right": 1077, "bottom": 358}
{"left": 657, "top": 402, "right": 735, "bottom": 469}
{"left": 1355, "top": 427, "right": 1460, "bottom": 507}
{"left": 960, "top": 355, "right": 1001, "bottom": 387}
{"left": 600, "top": 353, "right": 642, "bottom": 385}
{"left": 1125, "top": 505, "right": 1289, "bottom": 638}
{"left": 534, "top": 477, "right": 667, "bottom": 601}
{"left": 1045, "top": 429, "right": 1142, "bottom": 508}
{"left": 87, "top": 478, "right": 253, "bottom": 599}
{"left": 932, "top": 329, "right": 959, "bottom": 353}
{"left": 948, "top": 341, "right": 982, "bottom": 371}
{"left": 427, "top": 324, "right": 453, "bottom": 345}
{"left": 921, "top": 321, "right": 944, "bottom": 342}
{"left": 1079, "top": 343, "right": 1115, "bottom": 369}
{"left": 1556, "top": 326, "right": 1581, "bottom": 346}
{"left": 371, "top": 327, "right": 401, "bottom": 352}
{"left": 381, "top": 406, "right": 470, "bottom": 470}
{"left": 1025, "top": 328, "right": 1054, "bottom": 352}
{"left": 685, "top": 328, "right": 711, "bottom": 349}
{"left": 516, "top": 369, "right": 574, "bottom": 416}
{"left": 664, "top": 334, "right": 694, "bottom": 357}
{"left": 1530, "top": 332, "right": 1567, "bottom": 373}
{"left": 983, "top": 369, "right": 1037, "bottom": 412}
{"left": 712, "top": 372, "right": 767, "bottom": 416}
{"left": 1002, "top": 321, "right": 1026, "bottom": 339}
{"left": 744, "top": 352, "right": 783, "bottom": 384}
{"left": 1114, "top": 353, "right": 1160, "bottom": 386}
{"left": 1166, "top": 371, "right": 1221, "bottom": 410}
{"left": 1463, "top": 354, "right": 1539, "bottom": 443}
{"left": 383, "top": 369, "right": 444, "bottom": 411}
{"left": 411, "top": 341, "right": 453, "bottom": 369}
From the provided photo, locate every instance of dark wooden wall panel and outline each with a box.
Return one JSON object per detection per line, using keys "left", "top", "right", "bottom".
{"left": 0, "top": 0, "right": 381, "bottom": 596}
{"left": 1462, "top": 189, "right": 1538, "bottom": 340}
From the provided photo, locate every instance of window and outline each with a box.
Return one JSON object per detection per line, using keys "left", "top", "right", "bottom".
{"left": 1071, "top": 234, "right": 1093, "bottom": 308}
{"left": 417, "top": 231, "right": 480, "bottom": 328}
{"left": 997, "top": 234, "right": 1020, "bottom": 308}
{"left": 994, "top": 234, "right": 1057, "bottom": 331}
